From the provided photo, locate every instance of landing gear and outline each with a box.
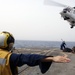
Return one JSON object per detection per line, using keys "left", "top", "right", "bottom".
{"left": 70, "top": 21, "right": 75, "bottom": 28}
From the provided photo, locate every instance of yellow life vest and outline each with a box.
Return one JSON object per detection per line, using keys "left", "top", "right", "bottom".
{"left": 0, "top": 49, "right": 12, "bottom": 75}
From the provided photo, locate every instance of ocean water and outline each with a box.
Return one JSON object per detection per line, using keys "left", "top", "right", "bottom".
{"left": 14, "top": 40, "right": 75, "bottom": 49}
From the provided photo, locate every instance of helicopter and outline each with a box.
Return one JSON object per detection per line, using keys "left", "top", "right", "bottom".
{"left": 44, "top": 0, "right": 75, "bottom": 28}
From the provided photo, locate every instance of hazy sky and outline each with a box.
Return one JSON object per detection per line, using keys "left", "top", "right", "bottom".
{"left": 0, "top": 0, "right": 75, "bottom": 41}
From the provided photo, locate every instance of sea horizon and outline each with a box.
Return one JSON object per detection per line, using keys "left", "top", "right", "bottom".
{"left": 14, "top": 40, "right": 75, "bottom": 49}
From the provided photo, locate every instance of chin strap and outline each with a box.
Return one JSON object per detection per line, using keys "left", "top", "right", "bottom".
{"left": 10, "top": 47, "right": 15, "bottom": 53}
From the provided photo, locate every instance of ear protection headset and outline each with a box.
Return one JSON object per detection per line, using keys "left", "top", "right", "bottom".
{"left": 0, "top": 31, "right": 15, "bottom": 48}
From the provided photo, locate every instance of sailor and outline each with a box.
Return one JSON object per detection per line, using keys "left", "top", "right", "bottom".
{"left": 0, "top": 31, "right": 70, "bottom": 75}
{"left": 60, "top": 41, "right": 66, "bottom": 50}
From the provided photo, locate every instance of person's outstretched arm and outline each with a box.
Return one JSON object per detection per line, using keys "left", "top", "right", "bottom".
{"left": 10, "top": 53, "right": 70, "bottom": 66}
{"left": 9, "top": 53, "right": 70, "bottom": 74}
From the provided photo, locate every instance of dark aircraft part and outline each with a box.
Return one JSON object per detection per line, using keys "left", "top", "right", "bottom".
{"left": 70, "top": 21, "right": 75, "bottom": 28}
{"left": 70, "top": 25, "right": 74, "bottom": 28}
{"left": 64, "top": 16, "right": 70, "bottom": 20}
{"left": 71, "top": 21, "right": 75, "bottom": 23}
{"left": 63, "top": 10, "right": 67, "bottom": 13}
{"left": 73, "top": 7, "right": 75, "bottom": 9}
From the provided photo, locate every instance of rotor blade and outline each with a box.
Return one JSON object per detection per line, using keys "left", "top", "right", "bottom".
{"left": 44, "top": 0, "right": 68, "bottom": 7}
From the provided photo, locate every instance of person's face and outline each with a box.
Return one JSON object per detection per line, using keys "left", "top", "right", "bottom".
{"left": 8, "top": 43, "right": 14, "bottom": 50}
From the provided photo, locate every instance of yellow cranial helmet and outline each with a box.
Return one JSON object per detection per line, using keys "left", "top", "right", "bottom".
{"left": 0, "top": 31, "right": 15, "bottom": 48}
